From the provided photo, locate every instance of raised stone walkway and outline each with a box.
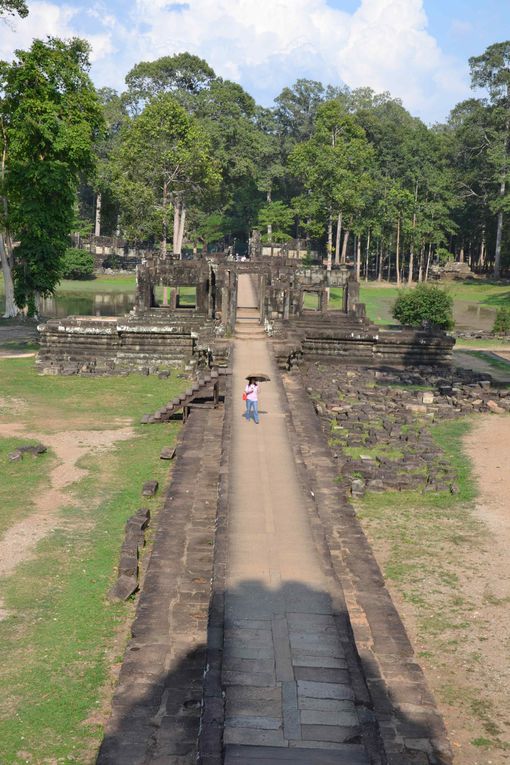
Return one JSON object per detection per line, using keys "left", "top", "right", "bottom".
{"left": 97, "top": 274, "right": 451, "bottom": 764}
{"left": 216, "top": 275, "right": 379, "bottom": 763}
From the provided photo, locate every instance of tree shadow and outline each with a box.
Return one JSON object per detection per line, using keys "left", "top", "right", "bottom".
{"left": 96, "top": 579, "right": 451, "bottom": 765}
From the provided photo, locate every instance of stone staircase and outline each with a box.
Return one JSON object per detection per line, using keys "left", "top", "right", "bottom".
{"left": 140, "top": 367, "right": 230, "bottom": 424}
{"left": 235, "top": 308, "right": 265, "bottom": 340}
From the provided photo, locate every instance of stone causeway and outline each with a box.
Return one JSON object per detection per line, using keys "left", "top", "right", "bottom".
{"left": 96, "top": 342, "right": 459, "bottom": 763}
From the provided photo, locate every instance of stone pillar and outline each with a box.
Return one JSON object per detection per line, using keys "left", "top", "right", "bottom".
{"left": 259, "top": 274, "right": 267, "bottom": 324}
{"left": 283, "top": 286, "right": 291, "bottom": 320}
{"left": 346, "top": 276, "right": 360, "bottom": 314}
{"left": 229, "top": 270, "right": 238, "bottom": 332}
{"left": 196, "top": 281, "right": 207, "bottom": 313}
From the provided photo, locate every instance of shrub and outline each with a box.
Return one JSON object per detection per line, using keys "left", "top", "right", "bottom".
{"left": 60, "top": 248, "right": 95, "bottom": 279}
{"left": 392, "top": 284, "right": 454, "bottom": 331}
{"left": 492, "top": 307, "right": 510, "bottom": 335}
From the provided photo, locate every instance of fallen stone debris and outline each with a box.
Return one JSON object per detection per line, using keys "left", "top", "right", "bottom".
{"left": 8, "top": 443, "right": 48, "bottom": 462}
{"left": 301, "top": 362, "right": 510, "bottom": 498}
{"left": 108, "top": 507, "right": 151, "bottom": 602}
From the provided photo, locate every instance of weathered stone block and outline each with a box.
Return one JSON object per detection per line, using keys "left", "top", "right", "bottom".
{"left": 142, "top": 480, "right": 159, "bottom": 497}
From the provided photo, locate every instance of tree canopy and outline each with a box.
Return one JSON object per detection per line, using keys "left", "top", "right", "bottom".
{"left": 0, "top": 37, "right": 103, "bottom": 314}
{"left": 3, "top": 36, "right": 510, "bottom": 298}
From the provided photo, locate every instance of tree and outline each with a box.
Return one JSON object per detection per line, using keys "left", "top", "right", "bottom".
{"left": 124, "top": 53, "right": 216, "bottom": 114}
{"left": 91, "top": 87, "right": 129, "bottom": 237}
{"left": 0, "top": 37, "right": 103, "bottom": 315}
{"left": 257, "top": 201, "right": 294, "bottom": 242}
{"left": 392, "top": 284, "right": 454, "bottom": 330}
{"left": 290, "top": 101, "right": 374, "bottom": 271}
{"left": 469, "top": 41, "right": 510, "bottom": 278}
{"left": 0, "top": 0, "right": 28, "bottom": 18}
{"left": 114, "top": 93, "right": 220, "bottom": 255}
{"left": 60, "top": 247, "right": 94, "bottom": 279}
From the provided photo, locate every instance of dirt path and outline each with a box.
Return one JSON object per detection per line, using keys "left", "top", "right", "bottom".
{"left": 0, "top": 423, "right": 135, "bottom": 580}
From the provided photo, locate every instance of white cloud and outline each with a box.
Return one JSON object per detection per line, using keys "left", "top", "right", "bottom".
{"left": 0, "top": 0, "right": 471, "bottom": 123}
{"left": 0, "top": 1, "right": 114, "bottom": 64}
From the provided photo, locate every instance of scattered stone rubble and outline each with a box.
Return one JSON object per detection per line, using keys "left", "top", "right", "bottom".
{"left": 8, "top": 443, "right": 47, "bottom": 462}
{"left": 302, "top": 362, "right": 510, "bottom": 498}
{"left": 108, "top": 507, "right": 151, "bottom": 602}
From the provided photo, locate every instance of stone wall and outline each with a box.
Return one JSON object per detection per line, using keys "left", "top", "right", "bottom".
{"left": 36, "top": 313, "right": 226, "bottom": 376}
{"left": 273, "top": 314, "right": 455, "bottom": 369}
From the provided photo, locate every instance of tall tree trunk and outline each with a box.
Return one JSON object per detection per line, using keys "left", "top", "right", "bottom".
{"left": 0, "top": 231, "right": 18, "bottom": 317}
{"left": 365, "top": 230, "right": 370, "bottom": 282}
{"left": 418, "top": 245, "right": 425, "bottom": 282}
{"left": 267, "top": 188, "right": 272, "bottom": 242}
{"left": 494, "top": 185, "right": 505, "bottom": 278}
{"left": 408, "top": 181, "right": 418, "bottom": 284}
{"left": 1, "top": 123, "right": 18, "bottom": 317}
{"left": 177, "top": 205, "right": 186, "bottom": 256}
{"left": 478, "top": 227, "right": 486, "bottom": 270}
{"left": 377, "top": 240, "right": 383, "bottom": 282}
{"left": 334, "top": 211, "right": 342, "bottom": 266}
{"left": 424, "top": 242, "right": 432, "bottom": 282}
{"left": 340, "top": 229, "right": 350, "bottom": 264}
{"left": 161, "top": 180, "right": 169, "bottom": 256}
{"left": 395, "top": 217, "right": 401, "bottom": 286}
{"left": 172, "top": 196, "right": 181, "bottom": 256}
{"left": 356, "top": 235, "right": 361, "bottom": 281}
{"left": 94, "top": 192, "right": 102, "bottom": 238}
{"left": 408, "top": 246, "right": 414, "bottom": 284}
{"left": 327, "top": 214, "right": 333, "bottom": 272}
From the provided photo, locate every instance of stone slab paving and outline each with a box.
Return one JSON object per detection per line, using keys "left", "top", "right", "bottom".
{"left": 221, "top": 275, "right": 376, "bottom": 764}
{"left": 96, "top": 404, "right": 224, "bottom": 765}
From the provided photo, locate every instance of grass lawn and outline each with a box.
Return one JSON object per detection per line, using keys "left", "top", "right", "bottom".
{"left": 328, "top": 279, "right": 510, "bottom": 331}
{"left": 355, "top": 416, "right": 510, "bottom": 759}
{"left": 456, "top": 337, "right": 510, "bottom": 348}
{"left": 0, "top": 358, "right": 188, "bottom": 764}
{"left": 56, "top": 275, "right": 136, "bottom": 293}
{"left": 463, "top": 350, "right": 510, "bottom": 372}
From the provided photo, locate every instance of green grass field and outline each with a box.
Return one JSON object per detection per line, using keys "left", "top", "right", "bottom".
{"left": 0, "top": 358, "right": 187, "bottom": 764}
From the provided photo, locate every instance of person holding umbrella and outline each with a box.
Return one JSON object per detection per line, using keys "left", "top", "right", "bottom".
{"left": 244, "top": 373, "right": 270, "bottom": 424}
{"left": 244, "top": 377, "right": 259, "bottom": 424}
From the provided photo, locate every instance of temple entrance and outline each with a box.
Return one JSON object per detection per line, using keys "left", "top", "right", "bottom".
{"left": 235, "top": 273, "right": 264, "bottom": 340}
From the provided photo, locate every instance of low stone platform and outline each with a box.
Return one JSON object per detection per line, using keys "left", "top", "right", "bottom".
{"left": 273, "top": 314, "right": 455, "bottom": 370}
{"left": 37, "top": 311, "right": 225, "bottom": 375}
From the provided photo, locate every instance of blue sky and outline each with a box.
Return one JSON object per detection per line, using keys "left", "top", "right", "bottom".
{"left": 1, "top": 0, "right": 509, "bottom": 124}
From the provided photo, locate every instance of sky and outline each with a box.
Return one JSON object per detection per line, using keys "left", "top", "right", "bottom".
{"left": 1, "top": 0, "right": 509, "bottom": 124}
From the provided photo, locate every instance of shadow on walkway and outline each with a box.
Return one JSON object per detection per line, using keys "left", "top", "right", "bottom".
{"left": 96, "top": 580, "right": 450, "bottom": 765}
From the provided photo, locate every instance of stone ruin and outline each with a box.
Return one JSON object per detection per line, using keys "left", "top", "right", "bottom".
{"left": 37, "top": 252, "right": 455, "bottom": 375}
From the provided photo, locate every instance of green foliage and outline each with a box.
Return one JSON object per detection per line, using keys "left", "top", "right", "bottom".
{"left": 290, "top": 101, "right": 375, "bottom": 248}
{"left": 114, "top": 93, "right": 220, "bottom": 247}
{"left": 392, "top": 284, "right": 454, "bottom": 330}
{"left": 257, "top": 201, "right": 294, "bottom": 242}
{"left": 492, "top": 306, "right": 510, "bottom": 334}
{"left": 0, "top": 0, "right": 28, "bottom": 17}
{"left": 1, "top": 37, "right": 104, "bottom": 314}
{"left": 60, "top": 248, "right": 94, "bottom": 279}
{"left": 436, "top": 247, "right": 453, "bottom": 265}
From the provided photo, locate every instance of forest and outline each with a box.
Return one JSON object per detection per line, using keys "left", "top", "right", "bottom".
{"left": 1, "top": 20, "right": 510, "bottom": 315}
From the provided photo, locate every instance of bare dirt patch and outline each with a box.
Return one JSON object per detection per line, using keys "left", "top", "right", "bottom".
{"left": 0, "top": 424, "right": 135, "bottom": 579}
{"left": 394, "top": 415, "right": 510, "bottom": 765}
